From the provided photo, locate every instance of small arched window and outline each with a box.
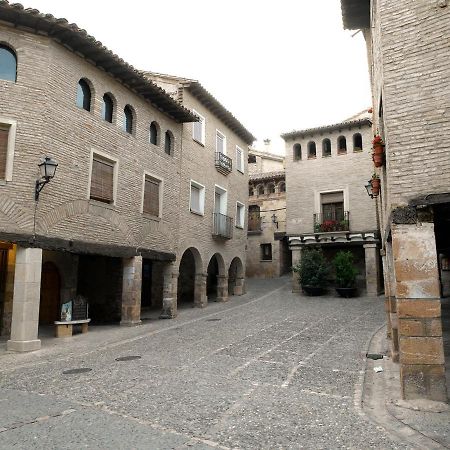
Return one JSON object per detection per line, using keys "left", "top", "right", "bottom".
{"left": 164, "top": 130, "right": 173, "bottom": 155}
{"left": 249, "top": 187, "right": 254, "bottom": 197}
{"left": 102, "top": 93, "right": 114, "bottom": 123}
{"left": 322, "top": 139, "right": 331, "bottom": 157}
{"left": 123, "top": 105, "right": 134, "bottom": 134}
{"left": 337, "top": 136, "right": 347, "bottom": 154}
{"left": 267, "top": 183, "right": 275, "bottom": 194}
{"left": 279, "top": 182, "right": 286, "bottom": 193}
{"left": 293, "top": 143, "right": 302, "bottom": 161}
{"left": 149, "top": 121, "right": 159, "bottom": 145}
{"left": 76, "top": 79, "right": 92, "bottom": 111}
{"left": 257, "top": 185, "right": 265, "bottom": 196}
{"left": 307, "top": 141, "right": 316, "bottom": 159}
{"left": 0, "top": 45, "right": 17, "bottom": 82}
{"left": 353, "top": 133, "right": 363, "bottom": 151}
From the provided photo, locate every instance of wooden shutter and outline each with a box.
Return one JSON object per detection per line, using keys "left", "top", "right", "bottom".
{"left": 90, "top": 158, "right": 114, "bottom": 203}
{"left": 236, "top": 147, "right": 243, "bottom": 172}
{"left": 190, "top": 185, "right": 200, "bottom": 212}
{"left": 143, "top": 178, "right": 160, "bottom": 216}
{"left": 0, "top": 127, "right": 8, "bottom": 180}
{"left": 193, "top": 116, "right": 204, "bottom": 143}
{"left": 216, "top": 132, "right": 224, "bottom": 153}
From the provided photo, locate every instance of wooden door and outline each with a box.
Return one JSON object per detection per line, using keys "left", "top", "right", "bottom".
{"left": 39, "top": 262, "right": 61, "bottom": 325}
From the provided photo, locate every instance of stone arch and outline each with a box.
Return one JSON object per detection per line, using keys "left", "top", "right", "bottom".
{"left": 0, "top": 194, "right": 34, "bottom": 230}
{"left": 228, "top": 257, "right": 245, "bottom": 296}
{"left": 206, "top": 253, "right": 227, "bottom": 302}
{"left": 177, "top": 247, "right": 205, "bottom": 308}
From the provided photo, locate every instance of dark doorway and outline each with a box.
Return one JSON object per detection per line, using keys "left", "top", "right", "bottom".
{"left": 39, "top": 262, "right": 61, "bottom": 324}
{"left": 207, "top": 255, "right": 219, "bottom": 300}
{"left": 178, "top": 249, "right": 196, "bottom": 305}
{"left": 141, "top": 259, "right": 152, "bottom": 308}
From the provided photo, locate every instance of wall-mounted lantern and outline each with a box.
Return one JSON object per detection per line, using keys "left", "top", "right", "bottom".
{"left": 35, "top": 156, "right": 58, "bottom": 200}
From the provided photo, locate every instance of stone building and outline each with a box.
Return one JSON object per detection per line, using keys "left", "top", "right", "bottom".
{"left": 341, "top": 0, "right": 449, "bottom": 401}
{"left": 247, "top": 148, "right": 290, "bottom": 278}
{"left": 281, "top": 112, "right": 381, "bottom": 294}
{"left": 0, "top": 2, "right": 254, "bottom": 352}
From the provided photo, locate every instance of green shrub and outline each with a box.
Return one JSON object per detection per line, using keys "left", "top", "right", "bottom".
{"left": 333, "top": 250, "right": 357, "bottom": 288}
{"left": 293, "top": 248, "right": 329, "bottom": 287}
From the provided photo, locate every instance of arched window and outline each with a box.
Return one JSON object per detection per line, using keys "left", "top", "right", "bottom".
{"left": 353, "top": 133, "right": 363, "bottom": 151}
{"left": 307, "top": 141, "right": 316, "bottom": 159}
{"left": 337, "top": 136, "right": 347, "bottom": 154}
{"left": 149, "top": 121, "right": 159, "bottom": 145}
{"left": 102, "top": 93, "right": 114, "bottom": 123}
{"left": 267, "top": 183, "right": 275, "bottom": 194}
{"left": 164, "top": 130, "right": 173, "bottom": 155}
{"left": 123, "top": 105, "right": 134, "bottom": 134}
{"left": 0, "top": 45, "right": 17, "bottom": 82}
{"left": 257, "top": 185, "right": 265, "bottom": 196}
{"left": 322, "top": 139, "right": 331, "bottom": 157}
{"left": 293, "top": 143, "right": 302, "bottom": 161}
{"left": 76, "top": 79, "right": 92, "bottom": 111}
{"left": 279, "top": 182, "right": 286, "bottom": 193}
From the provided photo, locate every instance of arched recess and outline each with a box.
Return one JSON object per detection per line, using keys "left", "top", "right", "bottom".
{"left": 228, "top": 257, "right": 244, "bottom": 296}
{"left": 206, "top": 253, "right": 225, "bottom": 301}
{"left": 177, "top": 247, "right": 203, "bottom": 307}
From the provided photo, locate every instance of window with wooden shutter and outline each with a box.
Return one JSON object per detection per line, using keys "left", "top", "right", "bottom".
{"left": 192, "top": 110, "right": 205, "bottom": 144}
{"left": 236, "top": 146, "right": 243, "bottom": 172}
{"left": 143, "top": 177, "right": 160, "bottom": 216}
{"left": 190, "top": 184, "right": 200, "bottom": 213}
{"left": 0, "top": 127, "right": 8, "bottom": 180}
{"left": 216, "top": 131, "right": 225, "bottom": 154}
{"left": 90, "top": 157, "right": 114, "bottom": 203}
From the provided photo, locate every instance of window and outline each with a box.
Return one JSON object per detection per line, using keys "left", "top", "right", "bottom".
{"left": 193, "top": 110, "right": 205, "bottom": 144}
{"left": 123, "top": 105, "right": 134, "bottom": 134}
{"left": 248, "top": 154, "right": 256, "bottom": 164}
{"left": 165, "top": 131, "right": 173, "bottom": 155}
{"left": 143, "top": 175, "right": 161, "bottom": 217}
{"left": 321, "top": 192, "right": 344, "bottom": 222}
{"left": 261, "top": 244, "right": 272, "bottom": 261}
{"left": 102, "top": 93, "right": 114, "bottom": 123}
{"left": 0, "top": 119, "right": 17, "bottom": 182}
{"left": 279, "top": 182, "right": 286, "bottom": 193}
{"left": 150, "top": 121, "right": 159, "bottom": 145}
{"left": 90, "top": 155, "right": 116, "bottom": 204}
{"left": 248, "top": 205, "right": 261, "bottom": 231}
{"left": 249, "top": 187, "right": 254, "bottom": 196}
{"left": 0, "top": 45, "right": 17, "bottom": 82}
{"left": 353, "top": 133, "right": 363, "bottom": 151}
{"left": 267, "top": 183, "right": 275, "bottom": 194}
{"left": 236, "top": 202, "right": 245, "bottom": 228}
{"left": 293, "top": 143, "right": 302, "bottom": 161}
{"left": 236, "top": 146, "right": 244, "bottom": 173}
{"left": 307, "top": 141, "right": 316, "bottom": 159}
{"left": 337, "top": 136, "right": 347, "bottom": 154}
{"left": 190, "top": 180, "right": 205, "bottom": 215}
{"left": 76, "top": 79, "right": 92, "bottom": 111}
{"left": 257, "top": 185, "right": 265, "bottom": 196}
{"left": 216, "top": 130, "right": 226, "bottom": 154}
{"left": 322, "top": 139, "right": 331, "bottom": 157}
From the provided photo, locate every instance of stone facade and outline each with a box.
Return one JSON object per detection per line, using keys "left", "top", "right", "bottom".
{"left": 341, "top": 0, "right": 449, "bottom": 401}
{"left": 0, "top": 4, "right": 253, "bottom": 351}
{"left": 282, "top": 113, "right": 381, "bottom": 294}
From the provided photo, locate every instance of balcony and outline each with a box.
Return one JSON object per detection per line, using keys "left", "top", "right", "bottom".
{"left": 213, "top": 213, "right": 233, "bottom": 239}
{"left": 215, "top": 152, "right": 232, "bottom": 175}
{"left": 248, "top": 212, "right": 262, "bottom": 234}
{"left": 313, "top": 211, "right": 350, "bottom": 233}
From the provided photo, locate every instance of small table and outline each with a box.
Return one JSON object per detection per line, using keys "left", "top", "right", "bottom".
{"left": 54, "top": 319, "right": 91, "bottom": 338}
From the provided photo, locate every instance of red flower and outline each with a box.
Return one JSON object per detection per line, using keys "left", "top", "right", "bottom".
{"left": 372, "top": 135, "right": 384, "bottom": 146}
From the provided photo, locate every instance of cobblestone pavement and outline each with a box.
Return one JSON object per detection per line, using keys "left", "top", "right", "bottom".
{"left": 0, "top": 278, "right": 412, "bottom": 449}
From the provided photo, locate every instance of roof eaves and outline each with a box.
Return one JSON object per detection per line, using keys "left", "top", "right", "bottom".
{"left": 340, "top": 0, "right": 371, "bottom": 30}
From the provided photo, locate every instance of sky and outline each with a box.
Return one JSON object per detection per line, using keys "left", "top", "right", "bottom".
{"left": 19, "top": 0, "right": 371, "bottom": 154}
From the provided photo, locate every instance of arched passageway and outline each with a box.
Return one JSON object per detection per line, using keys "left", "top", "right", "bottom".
{"left": 206, "top": 253, "right": 226, "bottom": 302}
{"left": 177, "top": 247, "right": 204, "bottom": 308}
{"left": 228, "top": 257, "right": 244, "bottom": 296}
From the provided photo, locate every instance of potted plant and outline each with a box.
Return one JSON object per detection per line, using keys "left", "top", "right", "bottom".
{"left": 333, "top": 250, "right": 358, "bottom": 298}
{"left": 293, "top": 248, "right": 329, "bottom": 296}
{"left": 370, "top": 172, "right": 381, "bottom": 196}
{"left": 372, "top": 135, "right": 384, "bottom": 167}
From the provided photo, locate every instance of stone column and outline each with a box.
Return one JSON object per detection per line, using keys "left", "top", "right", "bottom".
{"left": 392, "top": 222, "right": 447, "bottom": 401}
{"left": 7, "top": 247, "right": 43, "bottom": 352}
{"left": 385, "top": 242, "right": 400, "bottom": 361}
{"left": 216, "top": 275, "right": 229, "bottom": 302}
{"left": 381, "top": 251, "right": 392, "bottom": 339}
{"left": 363, "top": 243, "right": 380, "bottom": 296}
{"left": 120, "top": 256, "right": 142, "bottom": 326}
{"left": 194, "top": 272, "right": 207, "bottom": 308}
{"left": 160, "top": 263, "right": 178, "bottom": 319}
{"left": 291, "top": 246, "right": 301, "bottom": 293}
{"left": 233, "top": 277, "right": 245, "bottom": 296}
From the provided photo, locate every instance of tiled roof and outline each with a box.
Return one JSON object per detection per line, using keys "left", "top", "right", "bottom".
{"left": 340, "top": 0, "right": 371, "bottom": 30}
{"left": 249, "top": 170, "right": 285, "bottom": 182}
{"left": 0, "top": 1, "right": 197, "bottom": 123}
{"left": 144, "top": 72, "right": 256, "bottom": 145}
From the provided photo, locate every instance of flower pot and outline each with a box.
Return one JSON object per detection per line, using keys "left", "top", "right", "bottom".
{"left": 302, "top": 285, "right": 326, "bottom": 296}
{"left": 336, "top": 287, "right": 358, "bottom": 298}
{"left": 373, "top": 152, "right": 383, "bottom": 167}
{"left": 371, "top": 178, "right": 381, "bottom": 196}
{"left": 373, "top": 143, "right": 384, "bottom": 155}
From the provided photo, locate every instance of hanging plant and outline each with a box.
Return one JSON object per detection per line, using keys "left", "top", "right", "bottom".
{"left": 370, "top": 173, "right": 381, "bottom": 196}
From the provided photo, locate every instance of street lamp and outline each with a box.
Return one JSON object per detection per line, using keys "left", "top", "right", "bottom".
{"left": 271, "top": 213, "right": 278, "bottom": 228}
{"left": 35, "top": 156, "right": 58, "bottom": 200}
{"left": 364, "top": 180, "right": 378, "bottom": 199}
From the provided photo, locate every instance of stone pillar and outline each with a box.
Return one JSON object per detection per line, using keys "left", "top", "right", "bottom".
{"left": 1, "top": 245, "right": 16, "bottom": 337}
{"left": 160, "top": 263, "right": 178, "bottom": 319}
{"left": 291, "top": 246, "right": 301, "bottom": 293}
{"left": 120, "top": 256, "right": 142, "bottom": 326}
{"left": 363, "top": 243, "right": 380, "bottom": 296}
{"left": 194, "top": 273, "right": 207, "bottom": 308}
{"left": 233, "top": 277, "right": 245, "bottom": 296}
{"left": 381, "top": 251, "right": 392, "bottom": 339}
{"left": 392, "top": 223, "right": 447, "bottom": 402}
{"left": 385, "top": 242, "right": 400, "bottom": 361}
{"left": 216, "top": 275, "right": 229, "bottom": 302}
{"left": 7, "top": 247, "right": 42, "bottom": 352}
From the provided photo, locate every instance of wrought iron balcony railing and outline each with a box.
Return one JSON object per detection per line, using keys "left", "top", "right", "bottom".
{"left": 213, "top": 213, "right": 233, "bottom": 239}
{"left": 215, "top": 152, "right": 232, "bottom": 175}
{"left": 313, "top": 211, "right": 350, "bottom": 233}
